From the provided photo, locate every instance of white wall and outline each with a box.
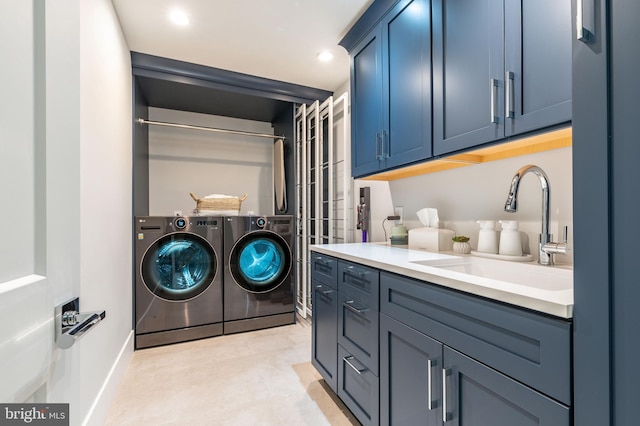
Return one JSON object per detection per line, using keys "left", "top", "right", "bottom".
{"left": 334, "top": 80, "right": 349, "bottom": 100}
{"left": 148, "top": 108, "right": 275, "bottom": 216}
{"left": 387, "top": 147, "right": 573, "bottom": 264}
{"left": 77, "top": 1, "right": 134, "bottom": 423}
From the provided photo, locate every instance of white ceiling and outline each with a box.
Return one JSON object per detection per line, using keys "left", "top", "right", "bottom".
{"left": 111, "top": 0, "right": 374, "bottom": 92}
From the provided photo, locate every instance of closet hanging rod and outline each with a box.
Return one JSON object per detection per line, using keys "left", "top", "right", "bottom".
{"left": 136, "top": 118, "right": 285, "bottom": 140}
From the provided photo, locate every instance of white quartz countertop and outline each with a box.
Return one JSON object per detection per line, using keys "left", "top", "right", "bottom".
{"left": 310, "top": 243, "right": 573, "bottom": 319}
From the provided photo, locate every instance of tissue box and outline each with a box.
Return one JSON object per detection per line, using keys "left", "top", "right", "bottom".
{"left": 408, "top": 228, "right": 455, "bottom": 252}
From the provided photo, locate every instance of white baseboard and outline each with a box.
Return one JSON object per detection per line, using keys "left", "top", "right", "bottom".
{"left": 81, "top": 330, "right": 134, "bottom": 426}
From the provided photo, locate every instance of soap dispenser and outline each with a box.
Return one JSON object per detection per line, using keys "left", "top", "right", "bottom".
{"left": 498, "top": 220, "right": 523, "bottom": 256}
{"left": 477, "top": 220, "right": 499, "bottom": 254}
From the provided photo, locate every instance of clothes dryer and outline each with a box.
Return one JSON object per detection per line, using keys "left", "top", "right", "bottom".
{"left": 134, "top": 216, "right": 223, "bottom": 348}
{"left": 224, "top": 215, "right": 295, "bottom": 334}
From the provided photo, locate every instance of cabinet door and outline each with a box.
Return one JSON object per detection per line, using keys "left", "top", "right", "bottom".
{"left": 381, "top": 0, "right": 432, "bottom": 168}
{"left": 380, "top": 314, "right": 442, "bottom": 426}
{"left": 504, "top": 0, "right": 572, "bottom": 136}
{"left": 351, "top": 29, "right": 383, "bottom": 177}
{"left": 442, "top": 347, "right": 570, "bottom": 426}
{"left": 433, "top": 0, "right": 504, "bottom": 155}
{"left": 311, "top": 281, "right": 338, "bottom": 391}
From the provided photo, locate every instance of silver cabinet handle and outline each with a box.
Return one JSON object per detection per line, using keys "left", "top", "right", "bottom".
{"left": 314, "top": 256, "right": 330, "bottom": 266}
{"left": 315, "top": 284, "right": 333, "bottom": 295}
{"left": 345, "top": 265, "right": 369, "bottom": 277}
{"left": 505, "top": 71, "right": 514, "bottom": 119}
{"left": 490, "top": 78, "right": 499, "bottom": 124}
{"left": 381, "top": 129, "right": 389, "bottom": 159}
{"left": 427, "top": 359, "right": 433, "bottom": 410}
{"left": 344, "top": 356, "right": 366, "bottom": 375}
{"left": 343, "top": 300, "right": 368, "bottom": 314}
{"left": 442, "top": 368, "right": 451, "bottom": 422}
{"left": 375, "top": 132, "right": 382, "bottom": 160}
{"left": 577, "top": 0, "right": 594, "bottom": 42}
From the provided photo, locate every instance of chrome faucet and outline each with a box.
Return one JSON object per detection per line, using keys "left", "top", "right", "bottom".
{"left": 504, "top": 165, "right": 568, "bottom": 266}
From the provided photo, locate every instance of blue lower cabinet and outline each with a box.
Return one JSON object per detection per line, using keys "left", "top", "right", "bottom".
{"left": 443, "top": 346, "right": 571, "bottom": 426}
{"left": 337, "top": 345, "right": 379, "bottom": 426}
{"left": 312, "top": 251, "right": 572, "bottom": 425}
{"left": 311, "top": 280, "right": 338, "bottom": 391}
{"left": 380, "top": 314, "right": 442, "bottom": 426}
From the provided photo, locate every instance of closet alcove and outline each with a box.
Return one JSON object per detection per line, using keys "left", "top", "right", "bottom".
{"left": 132, "top": 51, "right": 331, "bottom": 218}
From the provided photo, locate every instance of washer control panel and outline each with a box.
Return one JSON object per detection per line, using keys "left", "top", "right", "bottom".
{"left": 256, "top": 217, "right": 267, "bottom": 228}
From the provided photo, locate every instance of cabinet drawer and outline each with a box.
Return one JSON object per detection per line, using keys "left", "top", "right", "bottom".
{"left": 310, "top": 253, "right": 338, "bottom": 288}
{"left": 338, "top": 260, "right": 379, "bottom": 309}
{"left": 380, "top": 272, "right": 572, "bottom": 405}
{"left": 337, "top": 345, "right": 379, "bottom": 426}
{"left": 338, "top": 292, "right": 379, "bottom": 375}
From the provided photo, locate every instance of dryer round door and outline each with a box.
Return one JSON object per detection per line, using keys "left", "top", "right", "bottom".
{"left": 229, "top": 231, "right": 292, "bottom": 293}
{"left": 141, "top": 232, "right": 218, "bottom": 301}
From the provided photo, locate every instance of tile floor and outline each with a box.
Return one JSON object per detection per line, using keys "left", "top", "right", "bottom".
{"left": 105, "top": 318, "right": 359, "bottom": 425}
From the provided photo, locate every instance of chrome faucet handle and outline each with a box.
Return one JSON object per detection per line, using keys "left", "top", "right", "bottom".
{"left": 542, "top": 226, "right": 571, "bottom": 258}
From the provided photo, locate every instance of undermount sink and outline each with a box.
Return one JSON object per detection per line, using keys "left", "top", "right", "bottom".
{"left": 410, "top": 257, "right": 572, "bottom": 291}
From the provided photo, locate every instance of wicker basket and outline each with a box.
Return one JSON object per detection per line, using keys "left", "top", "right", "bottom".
{"left": 189, "top": 192, "right": 247, "bottom": 212}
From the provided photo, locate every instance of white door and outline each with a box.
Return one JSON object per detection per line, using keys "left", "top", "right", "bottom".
{"left": 0, "top": 0, "right": 52, "bottom": 403}
{"left": 0, "top": 2, "right": 134, "bottom": 422}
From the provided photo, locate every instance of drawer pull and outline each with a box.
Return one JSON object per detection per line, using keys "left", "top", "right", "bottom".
{"left": 343, "top": 300, "right": 368, "bottom": 315}
{"left": 314, "top": 257, "right": 330, "bottom": 266}
{"left": 344, "top": 266, "right": 370, "bottom": 280}
{"left": 315, "top": 285, "right": 333, "bottom": 296}
{"left": 344, "top": 356, "right": 366, "bottom": 375}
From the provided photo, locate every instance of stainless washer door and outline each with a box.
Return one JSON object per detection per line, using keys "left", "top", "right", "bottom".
{"left": 141, "top": 232, "right": 218, "bottom": 301}
{"left": 229, "top": 230, "right": 291, "bottom": 293}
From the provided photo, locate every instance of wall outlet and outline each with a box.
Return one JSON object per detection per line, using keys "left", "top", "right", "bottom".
{"left": 394, "top": 206, "right": 403, "bottom": 224}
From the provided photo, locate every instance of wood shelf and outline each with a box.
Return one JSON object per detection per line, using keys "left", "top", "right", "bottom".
{"left": 360, "top": 127, "right": 572, "bottom": 181}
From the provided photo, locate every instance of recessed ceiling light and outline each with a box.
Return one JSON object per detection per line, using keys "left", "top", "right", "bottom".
{"left": 317, "top": 51, "right": 334, "bottom": 62}
{"left": 169, "top": 9, "right": 190, "bottom": 26}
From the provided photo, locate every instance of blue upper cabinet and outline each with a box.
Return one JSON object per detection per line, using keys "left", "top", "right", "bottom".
{"left": 432, "top": 0, "right": 505, "bottom": 155}
{"left": 433, "top": 0, "right": 571, "bottom": 156}
{"left": 351, "top": 30, "right": 384, "bottom": 177}
{"left": 504, "top": 0, "right": 572, "bottom": 137}
{"left": 381, "top": 0, "right": 432, "bottom": 170}
{"left": 351, "top": 0, "right": 432, "bottom": 178}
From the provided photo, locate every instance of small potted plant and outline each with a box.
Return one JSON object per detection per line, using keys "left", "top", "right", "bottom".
{"left": 452, "top": 235, "right": 471, "bottom": 254}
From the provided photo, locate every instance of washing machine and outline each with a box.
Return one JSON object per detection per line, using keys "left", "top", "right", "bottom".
{"left": 134, "top": 216, "right": 223, "bottom": 349}
{"left": 224, "top": 215, "right": 295, "bottom": 334}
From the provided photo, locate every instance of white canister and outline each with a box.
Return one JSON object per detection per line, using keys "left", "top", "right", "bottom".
{"left": 498, "top": 220, "right": 523, "bottom": 256}
{"left": 476, "top": 220, "right": 499, "bottom": 254}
